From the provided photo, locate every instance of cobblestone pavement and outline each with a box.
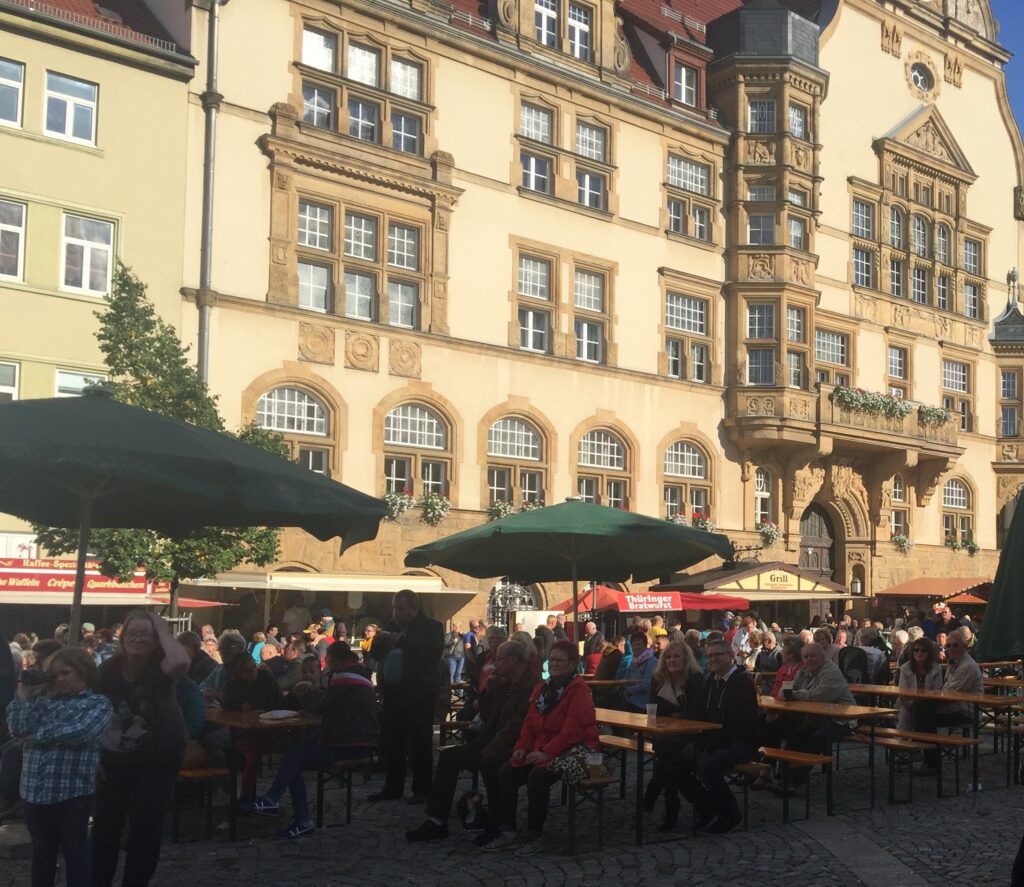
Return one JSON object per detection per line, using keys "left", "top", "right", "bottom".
{"left": 2, "top": 742, "right": 1021, "bottom": 887}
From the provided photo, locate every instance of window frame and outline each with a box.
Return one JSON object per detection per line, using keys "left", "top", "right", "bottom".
{"left": 0, "top": 198, "right": 26, "bottom": 281}
{"left": 0, "top": 361, "right": 19, "bottom": 402}
{"left": 0, "top": 57, "right": 24, "bottom": 128}
{"left": 486, "top": 416, "right": 546, "bottom": 508}
{"left": 576, "top": 428, "right": 630, "bottom": 509}
{"left": 383, "top": 402, "right": 452, "bottom": 497}
{"left": 44, "top": 71, "right": 98, "bottom": 145}
{"left": 60, "top": 213, "right": 113, "bottom": 296}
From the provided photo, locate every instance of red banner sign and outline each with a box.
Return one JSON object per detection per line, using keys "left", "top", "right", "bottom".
{"left": 0, "top": 558, "right": 168, "bottom": 595}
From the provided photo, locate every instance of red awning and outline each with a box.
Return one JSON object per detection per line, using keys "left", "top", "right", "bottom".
{"left": 677, "top": 592, "right": 750, "bottom": 611}
{"left": 552, "top": 586, "right": 748, "bottom": 613}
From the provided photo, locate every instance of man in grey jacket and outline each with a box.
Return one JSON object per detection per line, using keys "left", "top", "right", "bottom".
{"left": 917, "top": 629, "right": 982, "bottom": 770}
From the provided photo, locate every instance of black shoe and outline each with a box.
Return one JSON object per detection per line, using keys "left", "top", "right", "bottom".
{"left": 692, "top": 811, "right": 716, "bottom": 833}
{"left": 405, "top": 820, "right": 449, "bottom": 842}
{"left": 367, "top": 791, "right": 402, "bottom": 802}
{"left": 406, "top": 793, "right": 428, "bottom": 805}
{"left": 704, "top": 812, "right": 743, "bottom": 835}
{"left": 473, "top": 827, "right": 500, "bottom": 847}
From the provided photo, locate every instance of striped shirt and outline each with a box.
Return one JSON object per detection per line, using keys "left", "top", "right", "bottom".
{"left": 6, "top": 690, "right": 113, "bottom": 804}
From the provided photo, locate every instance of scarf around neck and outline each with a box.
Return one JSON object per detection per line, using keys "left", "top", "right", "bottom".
{"left": 536, "top": 671, "right": 575, "bottom": 714}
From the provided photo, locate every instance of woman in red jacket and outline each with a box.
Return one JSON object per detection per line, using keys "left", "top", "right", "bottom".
{"left": 481, "top": 641, "right": 598, "bottom": 858}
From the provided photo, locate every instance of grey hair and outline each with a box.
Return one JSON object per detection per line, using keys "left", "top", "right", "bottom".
{"left": 907, "top": 626, "right": 924, "bottom": 642}
{"left": 217, "top": 630, "right": 247, "bottom": 658}
{"left": 892, "top": 630, "right": 909, "bottom": 645}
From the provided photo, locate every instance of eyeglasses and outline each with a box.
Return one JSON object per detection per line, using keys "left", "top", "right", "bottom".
{"left": 548, "top": 658, "right": 570, "bottom": 665}
{"left": 912, "top": 648, "right": 928, "bottom": 654}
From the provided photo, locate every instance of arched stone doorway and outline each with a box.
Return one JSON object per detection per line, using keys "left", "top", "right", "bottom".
{"left": 799, "top": 504, "right": 835, "bottom": 579}
{"left": 488, "top": 579, "right": 539, "bottom": 628}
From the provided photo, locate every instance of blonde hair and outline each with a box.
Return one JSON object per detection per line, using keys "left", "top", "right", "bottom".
{"left": 652, "top": 640, "right": 701, "bottom": 685}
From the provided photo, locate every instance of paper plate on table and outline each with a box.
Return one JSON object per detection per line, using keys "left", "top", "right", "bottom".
{"left": 259, "top": 710, "right": 298, "bottom": 720}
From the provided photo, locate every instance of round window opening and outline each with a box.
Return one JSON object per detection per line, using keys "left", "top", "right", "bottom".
{"left": 910, "top": 63, "right": 934, "bottom": 92}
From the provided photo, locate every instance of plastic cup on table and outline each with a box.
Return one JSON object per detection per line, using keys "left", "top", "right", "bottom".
{"left": 646, "top": 704, "right": 658, "bottom": 724}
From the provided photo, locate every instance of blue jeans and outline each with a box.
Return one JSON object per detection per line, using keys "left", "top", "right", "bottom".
{"left": 24, "top": 795, "right": 93, "bottom": 887}
{"left": 264, "top": 735, "right": 371, "bottom": 823}
{"left": 446, "top": 657, "right": 464, "bottom": 684}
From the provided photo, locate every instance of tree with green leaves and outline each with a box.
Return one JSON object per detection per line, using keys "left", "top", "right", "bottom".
{"left": 34, "top": 263, "right": 285, "bottom": 608}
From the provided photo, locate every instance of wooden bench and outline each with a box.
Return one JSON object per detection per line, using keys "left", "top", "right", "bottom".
{"left": 731, "top": 748, "right": 834, "bottom": 825}
{"left": 172, "top": 767, "right": 228, "bottom": 844}
{"left": 599, "top": 735, "right": 654, "bottom": 800}
{"left": 566, "top": 775, "right": 618, "bottom": 854}
{"left": 846, "top": 734, "right": 931, "bottom": 804}
{"left": 854, "top": 726, "right": 980, "bottom": 797}
{"left": 315, "top": 755, "right": 375, "bottom": 828}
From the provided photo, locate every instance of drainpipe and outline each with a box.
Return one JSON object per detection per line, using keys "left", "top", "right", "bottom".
{"left": 197, "top": 0, "right": 225, "bottom": 384}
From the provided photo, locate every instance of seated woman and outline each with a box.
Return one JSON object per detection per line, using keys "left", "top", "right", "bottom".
{"left": 768, "top": 637, "right": 805, "bottom": 700}
{"left": 896, "top": 636, "right": 942, "bottom": 730}
{"left": 221, "top": 654, "right": 284, "bottom": 803}
{"left": 643, "top": 641, "right": 705, "bottom": 831}
{"left": 620, "top": 632, "right": 657, "bottom": 713}
{"left": 482, "top": 641, "right": 598, "bottom": 858}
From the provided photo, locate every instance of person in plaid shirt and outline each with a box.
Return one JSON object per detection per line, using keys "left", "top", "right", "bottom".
{"left": 6, "top": 647, "right": 112, "bottom": 887}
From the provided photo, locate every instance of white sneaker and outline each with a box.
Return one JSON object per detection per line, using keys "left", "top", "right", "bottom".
{"left": 481, "top": 831, "right": 523, "bottom": 852}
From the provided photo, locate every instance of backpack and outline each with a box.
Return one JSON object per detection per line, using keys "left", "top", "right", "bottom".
{"left": 838, "top": 646, "right": 872, "bottom": 685}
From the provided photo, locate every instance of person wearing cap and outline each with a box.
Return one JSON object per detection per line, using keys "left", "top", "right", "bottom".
{"left": 81, "top": 623, "right": 96, "bottom": 640}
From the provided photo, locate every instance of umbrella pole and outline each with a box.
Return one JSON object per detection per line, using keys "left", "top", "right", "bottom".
{"left": 571, "top": 562, "right": 579, "bottom": 656}
{"left": 68, "top": 497, "right": 93, "bottom": 648}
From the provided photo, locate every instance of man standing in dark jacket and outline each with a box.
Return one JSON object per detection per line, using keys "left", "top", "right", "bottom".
{"left": 673, "top": 638, "right": 759, "bottom": 835}
{"left": 370, "top": 589, "right": 444, "bottom": 803}
{"left": 405, "top": 641, "right": 536, "bottom": 841}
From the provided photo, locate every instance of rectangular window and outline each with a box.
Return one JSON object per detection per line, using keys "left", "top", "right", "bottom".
{"left": 573, "top": 269, "right": 604, "bottom": 312}
{"left": 912, "top": 217, "right": 929, "bottom": 258}
{"left": 347, "top": 44, "right": 380, "bottom": 86}
{"left": 1002, "top": 370, "right": 1018, "bottom": 401}
{"left": 942, "top": 359, "right": 969, "bottom": 393}
{"left": 937, "top": 226, "right": 950, "bottom": 264}
{"left": 787, "top": 189, "right": 806, "bottom": 207}
{"left": 519, "top": 307, "right": 549, "bottom": 352}
{"left": 692, "top": 206, "right": 709, "bottom": 241}
{"left": 521, "top": 470, "right": 542, "bottom": 505}
{"left": 748, "top": 185, "right": 776, "bottom": 202}
{"left": 747, "top": 304, "right": 775, "bottom": 339}
{"left": 45, "top": 72, "right": 97, "bottom": 144}
{"left": 0, "top": 199, "right": 25, "bottom": 280}
{"left": 748, "top": 99, "right": 776, "bottom": 134}
{"left": 391, "top": 111, "right": 421, "bottom": 154}
{"left": 390, "top": 58, "right": 422, "bottom": 100}
{"left": 575, "top": 122, "right": 606, "bottom": 161}
{"left": 297, "top": 261, "right": 330, "bottom": 311}
{"left": 786, "top": 351, "right": 804, "bottom": 388}
{"left": 964, "top": 239, "right": 981, "bottom": 274}
{"left": 666, "top": 293, "right": 706, "bottom": 334}
{"left": 964, "top": 282, "right": 980, "bottom": 320}
{"left": 664, "top": 485, "right": 682, "bottom": 519}
{"left": 605, "top": 479, "right": 626, "bottom": 509}
{"left": 302, "top": 27, "right": 337, "bottom": 71}
{"left": 788, "top": 217, "right": 806, "bottom": 250}
{"left": 937, "top": 275, "right": 950, "bottom": 310}
{"left": 747, "top": 348, "right": 775, "bottom": 385}
{"left": 387, "top": 223, "right": 419, "bottom": 269}
{"left": 673, "top": 62, "right": 697, "bottom": 106}
{"left": 520, "top": 104, "right": 553, "bottom": 143}
{"left": 344, "top": 213, "right": 377, "bottom": 260}
{"left": 667, "top": 198, "right": 684, "bottom": 235}
{"left": 384, "top": 456, "right": 411, "bottom": 494}
{"left": 667, "top": 155, "right": 709, "bottom": 195}
{"left": 388, "top": 280, "right": 418, "bottom": 328}
{"left": 576, "top": 170, "right": 605, "bottom": 209}
{"left": 521, "top": 153, "right": 552, "bottom": 193}
{"left": 785, "top": 306, "right": 805, "bottom": 343}
{"left": 535, "top": 0, "right": 559, "bottom": 47}
{"left": 518, "top": 256, "right": 550, "bottom": 299}
{"left": 853, "top": 248, "right": 873, "bottom": 287}
{"left": 348, "top": 97, "right": 379, "bottom": 141}
{"left": 577, "top": 476, "right": 597, "bottom": 503}
{"left": 889, "top": 259, "right": 904, "bottom": 298}
{"left": 788, "top": 103, "right": 807, "bottom": 139}
{"left": 488, "top": 466, "right": 513, "bottom": 504}
{"left": 568, "top": 5, "right": 592, "bottom": 60}
{"left": 421, "top": 460, "right": 447, "bottom": 496}
{"left": 302, "top": 82, "right": 334, "bottom": 127}
{"left": 55, "top": 369, "right": 106, "bottom": 397}
{"left": 814, "top": 329, "right": 848, "bottom": 366}
{"left": 666, "top": 338, "right": 683, "bottom": 378}
{"left": 912, "top": 266, "right": 929, "bottom": 304}
{"left": 0, "top": 58, "right": 24, "bottom": 126}
{"left": 299, "top": 447, "right": 329, "bottom": 476}
{"left": 748, "top": 215, "right": 775, "bottom": 245}
{"left": 344, "top": 271, "right": 375, "bottom": 320}
{"left": 297, "top": 200, "right": 332, "bottom": 251}
{"left": 0, "top": 362, "right": 18, "bottom": 402}
{"left": 691, "top": 343, "right": 708, "bottom": 384}
{"left": 574, "top": 318, "right": 603, "bottom": 363}
{"left": 62, "top": 214, "right": 112, "bottom": 294}
{"left": 890, "top": 509, "right": 908, "bottom": 537}
{"left": 1002, "top": 405, "right": 1018, "bottom": 438}
{"left": 852, "top": 200, "right": 873, "bottom": 238}
{"left": 888, "top": 346, "right": 907, "bottom": 379}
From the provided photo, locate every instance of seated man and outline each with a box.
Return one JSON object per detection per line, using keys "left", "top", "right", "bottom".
{"left": 670, "top": 639, "right": 759, "bottom": 835}
{"left": 916, "top": 629, "right": 982, "bottom": 771}
{"left": 405, "top": 641, "right": 535, "bottom": 842}
{"left": 249, "top": 642, "right": 378, "bottom": 838}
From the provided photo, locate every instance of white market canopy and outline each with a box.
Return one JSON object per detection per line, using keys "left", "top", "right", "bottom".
{"left": 652, "top": 560, "right": 853, "bottom": 602}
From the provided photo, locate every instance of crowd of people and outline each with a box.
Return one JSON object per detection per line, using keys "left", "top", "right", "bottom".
{"left": 0, "top": 595, "right": 990, "bottom": 884}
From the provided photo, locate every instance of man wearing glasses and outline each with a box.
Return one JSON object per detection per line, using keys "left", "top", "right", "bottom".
{"left": 916, "top": 629, "right": 982, "bottom": 772}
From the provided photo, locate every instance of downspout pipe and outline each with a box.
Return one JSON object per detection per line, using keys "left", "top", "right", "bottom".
{"left": 197, "top": 0, "right": 225, "bottom": 384}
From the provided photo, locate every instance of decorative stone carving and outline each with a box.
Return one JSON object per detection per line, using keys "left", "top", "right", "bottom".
{"left": 747, "top": 140, "right": 775, "bottom": 165}
{"left": 855, "top": 293, "right": 876, "bottom": 321}
{"left": 298, "top": 323, "right": 335, "bottom": 365}
{"left": 745, "top": 397, "right": 776, "bottom": 417}
{"left": 274, "top": 170, "right": 291, "bottom": 191}
{"left": 791, "top": 258, "right": 812, "bottom": 286}
{"left": 612, "top": 18, "right": 631, "bottom": 75}
{"left": 430, "top": 278, "right": 450, "bottom": 335}
{"left": 748, "top": 254, "right": 775, "bottom": 280}
{"left": 1014, "top": 185, "right": 1024, "bottom": 222}
{"left": 966, "top": 326, "right": 981, "bottom": 347}
{"left": 944, "top": 53, "right": 963, "bottom": 87}
{"left": 789, "top": 396, "right": 811, "bottom": 420}
{"left": 495, "top": 0, "right": 516, "bottom": 29}
{"left": 788, "top": 142, "right": 811, "bottom": 171}
{"left": 906, "top": 121, "right": 951, "bottom": 162}
{"left": 945, "top": 0, "right": 989, "bottom": 37}
{"left": 905, "top": 51, "right": 941, "bottom": 102}
{"left": 389, "top": 339, "right": 422, "bottom": 378}
{"left": 881, "top": 20, "right": 902, "bottom": 57}
{"left": 1003, "top": 445, "right": 1019, "bottom": 462}
{"left": 344, "top": 331, "right": 379, "bottom": 372}
{"left": 893, "top": 303, "right": 910, "bottom": 327}
{"left": 935, "top": 315, "right": 953, "bottom": 339}
{"left": 792, "top": 466, "right": 825, "bottom": 503}
{"left": 998, "top": 474, "right": 1024, "bottom": 509}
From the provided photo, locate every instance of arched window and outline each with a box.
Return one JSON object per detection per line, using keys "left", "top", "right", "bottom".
{"left": 942, "top": 478, "right": 972, "bottom": 544}
{"left": 936, "top": 224, "right": 951, "bottom": 265}
{"left": 576, "top": 429, "right": 629, "bottom": 508}
{"left": 889, "top": 206, "right": 904, "bottom": 249}
{"left": 256, "top": 387, "right": 331, "bottom": 475}
{"left": 889, "top": 474, "right": 908, "bottom": 538}
{"left": 754, "top": 467, "right": 773, "bottom": 524}
{"left": 912, "top": 215, "right": 929, "bottom": 258}
{"left": 486, "top": 417, "right": 544, "bottom": 507}
{"left": 383, "top": 403, "right": 450, "bottom": 495}
{"left": 663, "top": 441, "right": 710, "bottom": 519}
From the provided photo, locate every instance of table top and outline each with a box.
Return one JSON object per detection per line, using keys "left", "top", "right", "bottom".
{"left": 595, "top": 707, "right": 722, "bottom": 736}
{"left": 585, "top": 679, "right": 634, "bottom": 688}
{"left": 757, "top": 696, "right": 894, "bottom": 720}
{"left": 984, "top": 677, "right": 1024, "bottom": 690}
{"left": 847, "top": 683, "right": 1021, "bottom": 707}
{"left": 205, "top": 708, "right": 323, "bottom": 731}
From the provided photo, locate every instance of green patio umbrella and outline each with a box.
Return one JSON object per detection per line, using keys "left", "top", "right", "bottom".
{"left": 405, "top": 498, "right": 735, "bottom": 628}
{"left": 0, "top": 390, "right": 387, "bottom": 641}
{"left": 974, "top": 496, "right": 1024, "bottom": 661}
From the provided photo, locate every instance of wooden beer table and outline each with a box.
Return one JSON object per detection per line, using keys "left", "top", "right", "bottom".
{"left": 595, "top": 708, "right": 721, "bottom": 846}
